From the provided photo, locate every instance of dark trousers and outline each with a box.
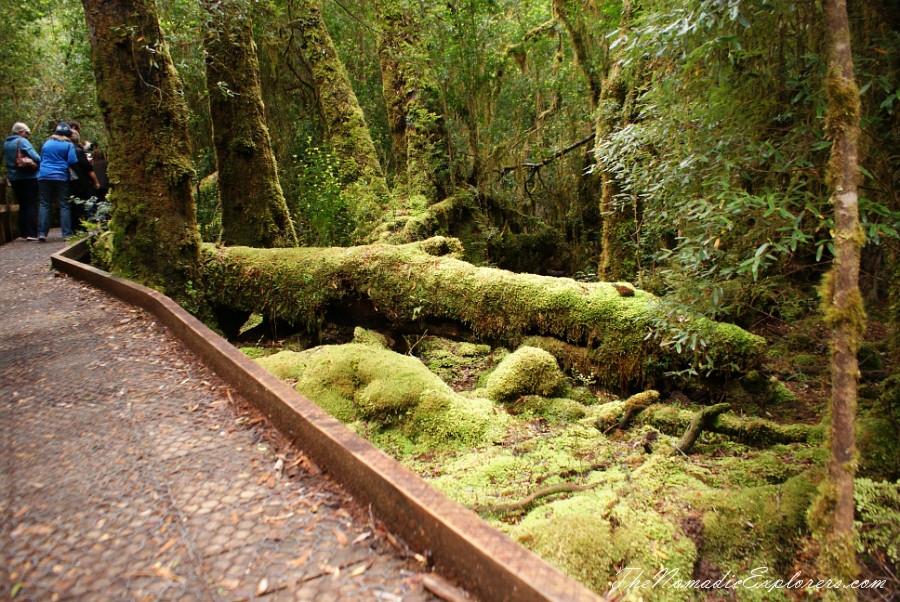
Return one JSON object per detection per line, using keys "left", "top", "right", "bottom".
{"left": 38, "top": 180, "right": 72, "bottom": 238}
{"left": 10, "top": 178, "right": 39, "bottom": 238}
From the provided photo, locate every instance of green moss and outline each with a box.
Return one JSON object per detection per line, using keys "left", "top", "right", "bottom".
{"left": 770, "top": 379, "right": 796, "bottom": 405}
{"left": 791, "top": 354, "right": 819, "bottom": 367}
{"left": 515, "top": 514, "right": 615, "bottom": 592}
{"left": 857, "top": 407, "right": 900, "bottom": 481}
{"left": 256, "top": 343, "right": 508, "bottom": 448}
{"left": 518, "top": 396, "right": 588, "bottom": 422}
{"left": 699, "top": 473, "right": 818, "bottom": 598}
{"left": 592, "top": 400, "right": 626, "bottom": 432}
{"left": 857, "top": 342, "right": 883, "bottom": 371}
{"left": 512, "top": 455, "right": 701, "bottom": 602}
{"left": 239, "top": 346, "right": 279, "bottom": 360}
{"left": 485, "top": 346, "right": 566, "bottom": 402}
{"left": 352, "top": 326, "right": 389, "bottom": 348}
{"left": 692, "top": 445, "right": 827, "bottom": 488}
{"left": 414, "top": 336, "right": 498, "bottom": 389}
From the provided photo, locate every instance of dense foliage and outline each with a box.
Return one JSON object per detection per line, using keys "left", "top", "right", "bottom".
{"left": 3, "top": 0, "right": 899, "bottom": 594}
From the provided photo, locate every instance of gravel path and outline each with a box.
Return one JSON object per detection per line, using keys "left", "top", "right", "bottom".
{"left": 0, "top": 233, "right": 437, "bottom": 601}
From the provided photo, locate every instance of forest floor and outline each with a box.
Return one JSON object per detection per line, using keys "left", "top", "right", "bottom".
{"left": 240, "top": 292, "right": 899, "bottom": 601}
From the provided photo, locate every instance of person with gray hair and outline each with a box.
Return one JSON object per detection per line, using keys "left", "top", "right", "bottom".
{"left": 3, "top": 122, "right": 41, "bottom": 240}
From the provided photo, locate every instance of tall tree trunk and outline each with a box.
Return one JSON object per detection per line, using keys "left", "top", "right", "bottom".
{"left": 555, "top": 0, "right": 638, "bottom": 282}
{"left": 377, "top": 16, "right": 409, "bottom": 195}
{"left": 597, "top": 50, "right": 638, "bottom": 282}
{"left": 81, "top": 0, "right": 200, "bottom": 296}
{"left": 375, "top": 1, "right": 449, "bottom": 206}
{"left": 202, "top": 0, "right": 298, "bottom": 248}
{"left": 551, "top": 0, "right": 604, "bottom": 108}
{"left": 288, "top": 0, "right": 389, "bottom": 205}
{"left": 811, "top": 0, "right": 864, "bottom": 592}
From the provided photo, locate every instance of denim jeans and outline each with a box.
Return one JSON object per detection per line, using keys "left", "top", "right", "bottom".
{"left": 38, "top": 179, "right": 72, "bottom": 238}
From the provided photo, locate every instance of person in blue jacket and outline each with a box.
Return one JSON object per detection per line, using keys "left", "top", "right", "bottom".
{"left": 37, "top": 122, "right": 78, "bottom": 242}
{"left": 3, "top": 122, "right": 41, "bottom": 240}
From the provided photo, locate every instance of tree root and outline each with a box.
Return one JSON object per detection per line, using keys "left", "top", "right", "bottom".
{"left": 474, "top": 482, "right": 599, "bottom": 516}
{"left": 675, "top": 403, "right": 731, "bottom": 454}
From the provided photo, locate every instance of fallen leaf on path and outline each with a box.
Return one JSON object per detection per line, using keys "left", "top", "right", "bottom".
{"left": 352, "top": 531, "right": 372, "bottom": 545}
{"left": 350, "top": 559, "right": 374, "bottom": 577}
{"left": 158, "top": 538, "right": 178, "bottom": 555}
{"left": 333, "top": 528, "right": 348, "bottom": 547}
{"left": 287, "top": 550, "right": 311, "bottom": 567}
{"left": 135, "top": 562, "right": 185, "bottom": 583}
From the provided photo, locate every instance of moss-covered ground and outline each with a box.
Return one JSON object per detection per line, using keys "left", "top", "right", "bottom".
{"left": 244, "top": 320, "right": 898, "bottom": 601}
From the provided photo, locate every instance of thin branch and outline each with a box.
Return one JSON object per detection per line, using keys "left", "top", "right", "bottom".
{"left": 475, "top": 482, "right": 599, "bottom": 516}
{"left": 499, "top": 132, "right": 596, "bottom": 176}
{"left": 324, "top": 0, "right": 380, "bottom": 34}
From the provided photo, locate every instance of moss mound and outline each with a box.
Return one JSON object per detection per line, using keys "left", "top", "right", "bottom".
{"left": 516, "top": 514, "right": 615, "bottom": 593}
{"left": 518, "top": 396, "right": 588, "bottom": 422}
{"left": 699, "top": 473, "right": 819, "bottom": 591}
{"left": 485, "top": 346, "right": 566, "bottom": 402}
{"left": 256, "top": 342, "right": 509, "bottom": 447}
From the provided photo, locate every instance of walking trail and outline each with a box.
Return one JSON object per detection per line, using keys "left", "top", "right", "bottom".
{"left": 0, "top": 232, "right": 438, "bottom": 601}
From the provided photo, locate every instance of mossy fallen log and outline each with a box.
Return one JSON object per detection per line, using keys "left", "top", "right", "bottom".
{"left": 201, "top": 237, "right": 765, "bottom": 390}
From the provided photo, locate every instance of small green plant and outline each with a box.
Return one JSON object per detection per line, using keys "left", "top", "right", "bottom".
{"left": 294, "top": 141, "right": 356, "bottom": 246}
{"left": 195, "top": 175, "right": 222, "bottom": 243}
{"left": 855, "top": 478, "right": 900, "bottom": 566}
{"left": 574, "top": 265, "right": 599, "bottom": 283}
{"left": 72, "top": 195, "right": 112, "bottom": 234}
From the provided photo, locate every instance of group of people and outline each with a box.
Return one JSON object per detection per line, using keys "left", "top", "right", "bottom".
{"left": 3, "top": 120, "right": 110, "bottom": 242}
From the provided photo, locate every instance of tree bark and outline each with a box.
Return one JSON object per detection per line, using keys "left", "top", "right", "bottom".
{"left": 200, "top": 237, "right": 766, "bottom": 391}
{"left": 596, "top": 1, "right": 639, "bottom": 282}
{"left": 812, "top": 0, "right": 865, "bottom": 591}
{"left": 81, "top": 0, "right": 200, "bottom": 296}
{"left": 554, "top": 0, "right": 639, "bottom": 282}
{"left": 288, "top": 0, "right": 389, "bottom": 204}
{"left": 202, "top": 0, "right": 298, "bottom": 248}
{"left": 376, "top": 1, "right": 449, "bottom": 205}
{"left": 675, "top": 403, "right": 731, "bottom": 454}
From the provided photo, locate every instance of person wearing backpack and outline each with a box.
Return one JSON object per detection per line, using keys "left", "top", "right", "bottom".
{"left": 3, "top": 122, "right": 41, "bottom": 240}
{"left": 36, "top": 122, "right": 78, "bottom": 242}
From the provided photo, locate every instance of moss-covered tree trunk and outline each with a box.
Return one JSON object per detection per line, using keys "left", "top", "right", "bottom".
{"left": 81, "top": 0, "right": 200, "bottom": 296}
{"left": 595, "top": 1, "right": 639, "bottom": 282}
{"left": 596, "top": 54, "right": 638, "bottom": 281}
{"left": 551, "top": 0, "right": 603, "bottom": 108}
{"left": 202, "top": 0, "right": 297, "bottom": 248}
{"left": 811, "top": 0, "right": 865, "bottom": 592}
{"left": 554, "top": 0, "right": 639, "bottom": 282}
{"left": 288, "top": 0, "right": 389, "bottom": 208}
{"left": 376, "top": 0, "right": 448, "bottom": 205}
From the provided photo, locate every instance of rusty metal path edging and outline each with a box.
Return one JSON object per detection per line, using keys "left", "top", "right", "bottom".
{"left": 51, "top": 240, "right": 602, "bottom": 602}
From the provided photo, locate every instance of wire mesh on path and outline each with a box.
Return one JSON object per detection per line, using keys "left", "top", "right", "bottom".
{"left": 0, "top": 234, "right": 438, "bottom": 602}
